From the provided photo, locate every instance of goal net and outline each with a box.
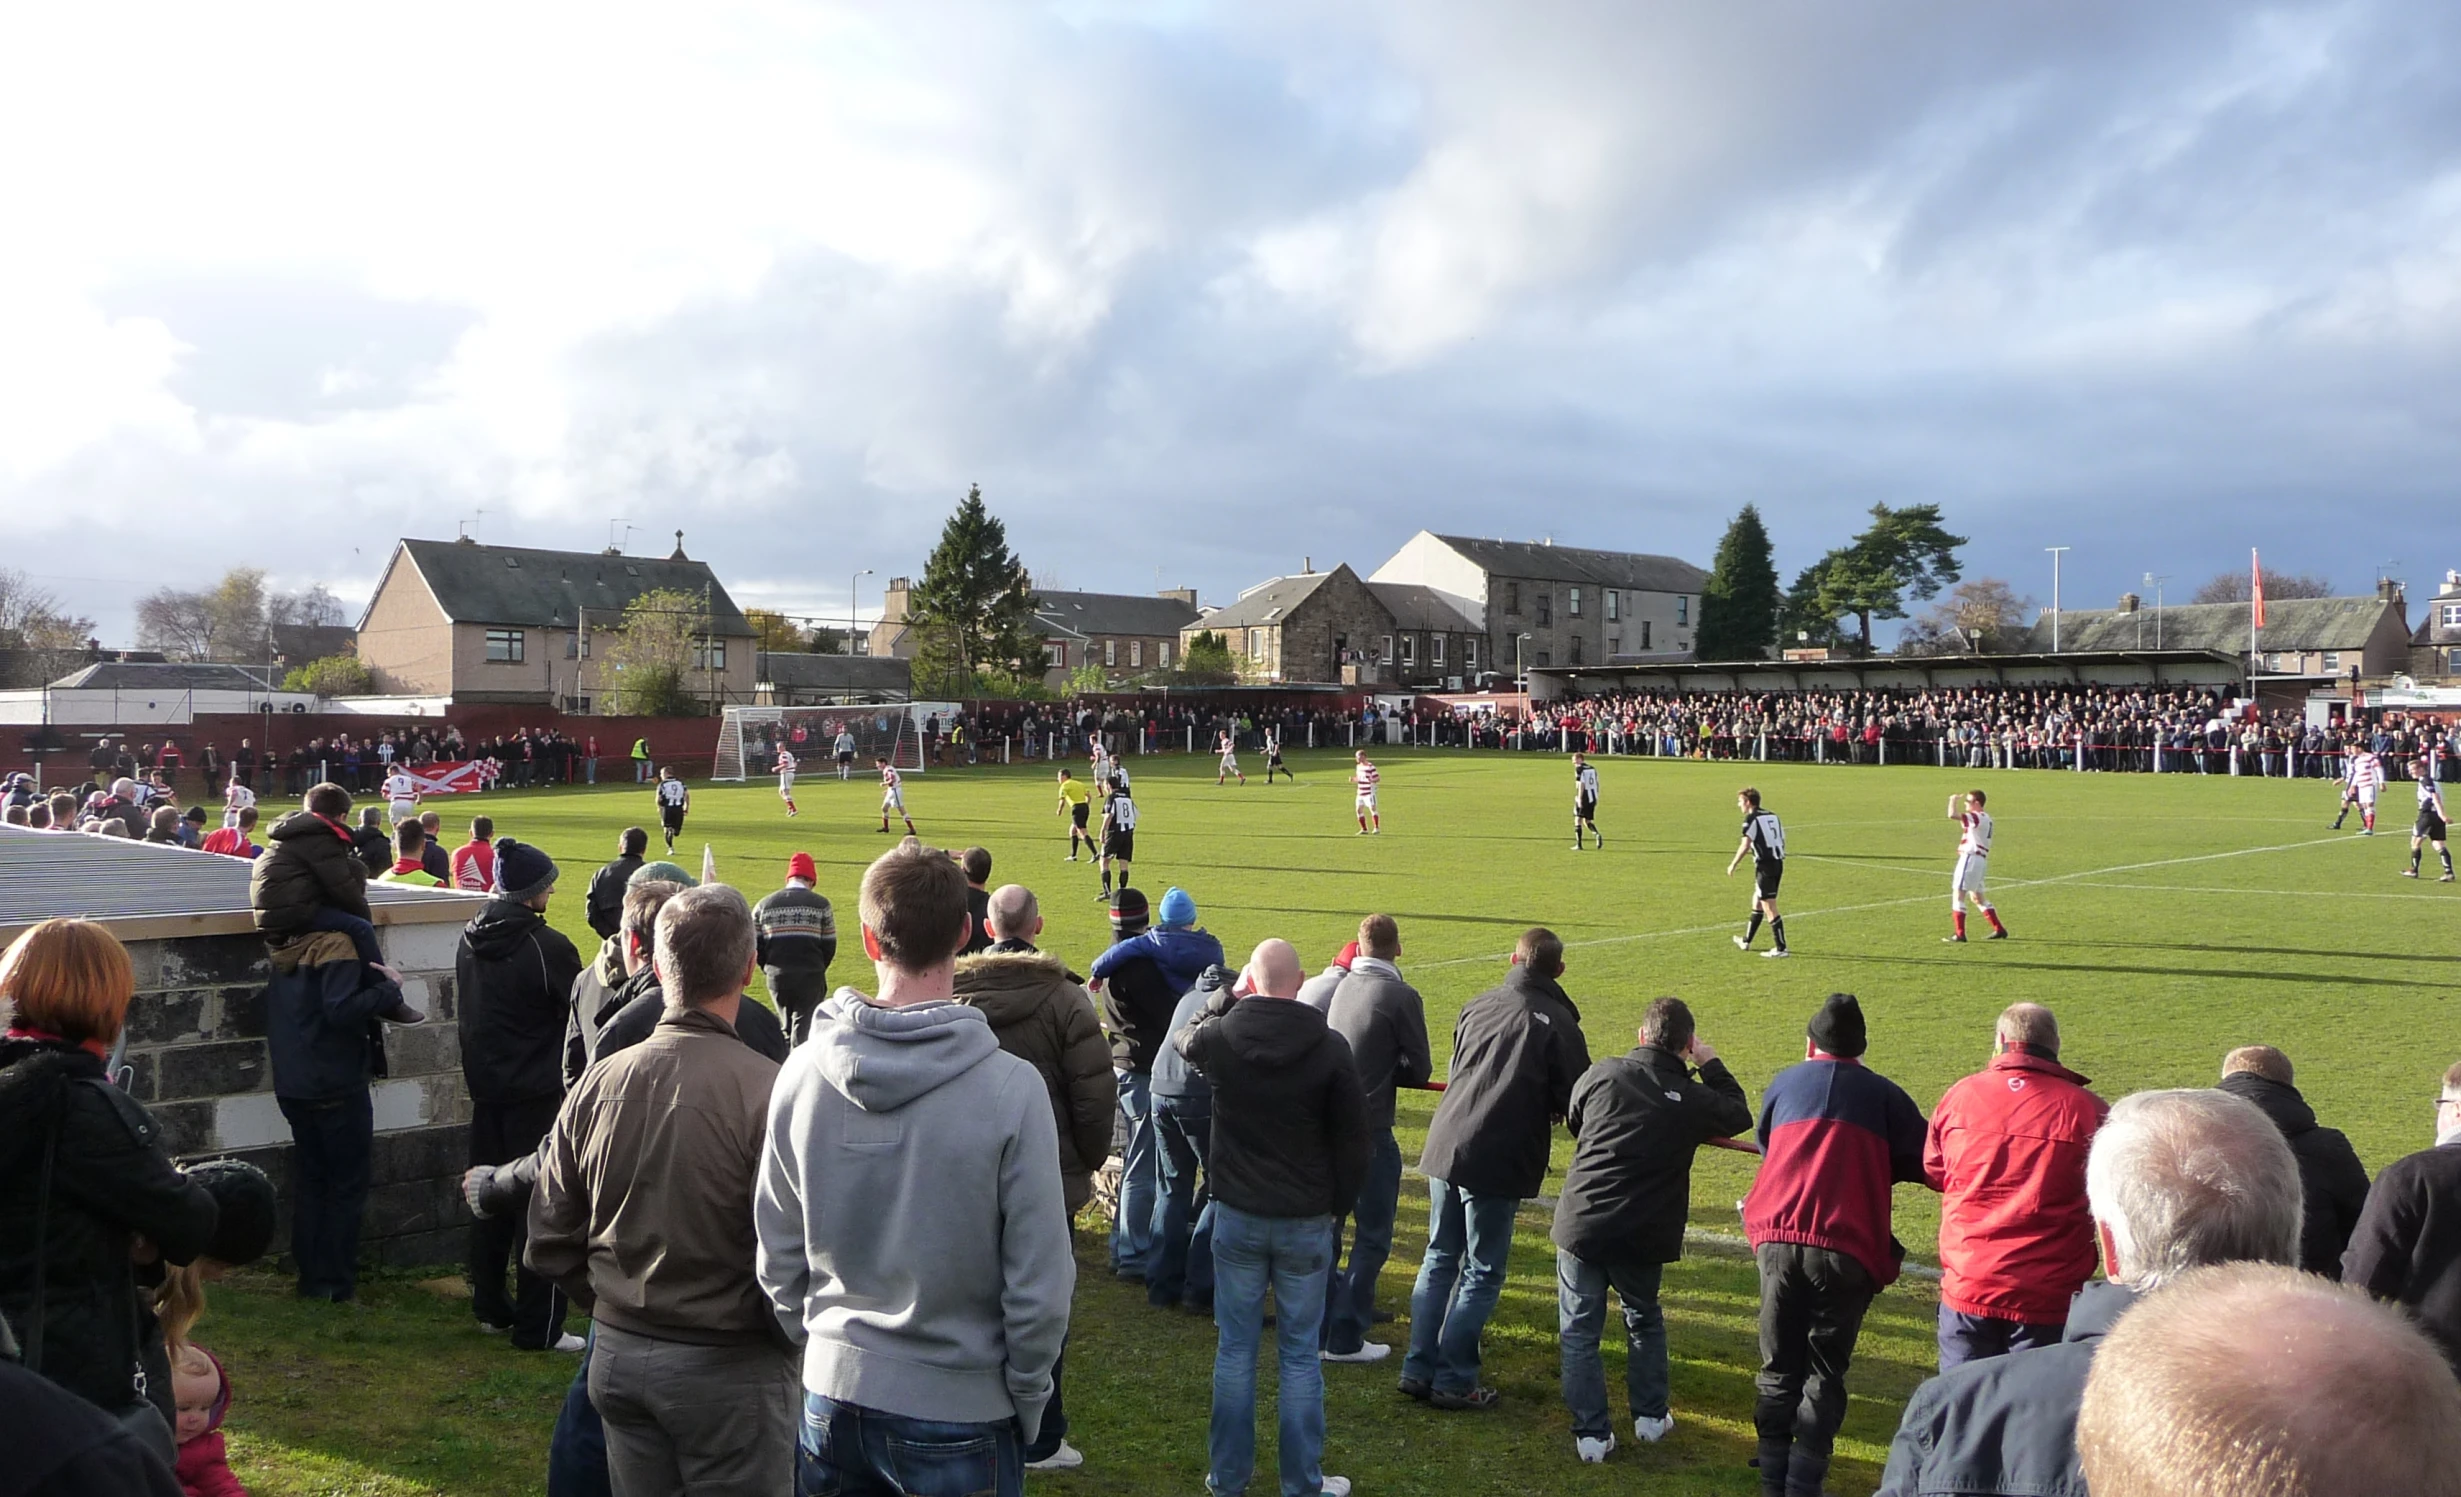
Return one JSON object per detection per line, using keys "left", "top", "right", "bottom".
{"left": 711, "top": 704, "right": 958, "bottom": 781}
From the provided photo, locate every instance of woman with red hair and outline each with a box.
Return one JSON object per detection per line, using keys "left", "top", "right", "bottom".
{"left": 0, "top": 918, "right": 218, "bottom": 1463}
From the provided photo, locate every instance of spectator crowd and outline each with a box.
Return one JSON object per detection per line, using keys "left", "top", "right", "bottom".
{"left": 10, "top": 771, "right": 2461, "bottom": 1495}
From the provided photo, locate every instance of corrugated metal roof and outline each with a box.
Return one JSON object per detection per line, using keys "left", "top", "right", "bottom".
{"left": 1429, "top": 536, "right": 1708, "bottom": 594}
{"left": 396, "top": 539, "right": 755, "bottom": 635}
{"left": 0, "top": 824, "right": 481, "bottom": 941}
{"left": 755, "top": 652, "right": 914, "bottom": 693}
{"left": 2020, "top": 597, "right": 2399, "bottom": 654}
{"left": 1032, "top": 590, "right": 1203, "bottom": 641}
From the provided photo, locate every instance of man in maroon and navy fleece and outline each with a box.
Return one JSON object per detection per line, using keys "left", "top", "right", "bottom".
{"left": 1741, "top": 993, "right": 1929, "bottom": 1497}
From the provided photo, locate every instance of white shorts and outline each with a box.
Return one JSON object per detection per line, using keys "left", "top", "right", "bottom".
{"left": 1219, "top": 755, "right": 1239, "bottom": 773}
{"left": 390, "top": 798, "right": 417, "bottom": 823}
{"left": 1953, "top": 853, "right": 1988, "bottom": 903}
{"left": 2355, "top": 785, "right": 2378, "bottom": 806}
{"left": 1355, "top": 791, "right": 1377, "bottom": 813}
{"left": 778, "top": 773, "right": 796, "bottom": 795}
{"left": 882, "top": 790, "right": 905, "bottom": 813}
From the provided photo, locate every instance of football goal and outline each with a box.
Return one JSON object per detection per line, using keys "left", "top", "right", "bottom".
{"left": 711, "top": 703, "right": 957, "bottom": 781}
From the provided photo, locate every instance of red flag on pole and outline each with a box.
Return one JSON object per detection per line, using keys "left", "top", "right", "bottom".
{"left": 2251, "top": 549, "right": 2266, "bottom": 630}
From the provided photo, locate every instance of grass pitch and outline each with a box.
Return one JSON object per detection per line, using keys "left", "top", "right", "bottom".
{"left": 209, "top": 748, "right": 2460, "bottom": 1496}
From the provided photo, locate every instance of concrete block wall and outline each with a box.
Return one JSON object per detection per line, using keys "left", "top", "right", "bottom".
{"left": 122, "top": 920, "right": 475, "bottom": 1268}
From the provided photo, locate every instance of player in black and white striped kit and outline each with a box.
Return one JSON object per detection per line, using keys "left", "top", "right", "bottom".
{"left": 1097, "top": 777, "right": 1138, "bottom": 900}
{"left": 1571, "top": 752, "right": 1603, "bottom": 850}
{"left": 1726, "top": 786, "right": 1789, "bottom": 957}
{"left": 654, "top": 766, "right": 690, "bottom": 852}
{"left": 2406, "top": 757, "right": 2454, "bottom": 882}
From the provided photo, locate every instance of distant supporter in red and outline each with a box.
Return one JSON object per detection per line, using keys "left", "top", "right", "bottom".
{"left": 1924, "top": 1004, "right": 2106, "bottom": 1370}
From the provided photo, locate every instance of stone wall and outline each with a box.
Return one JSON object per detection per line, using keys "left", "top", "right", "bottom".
{"left": 124, "top": 918, "right": 475, "bottom": 1268}
{"left": 1276, "top": 568, "right": 1401, "bottom": 684}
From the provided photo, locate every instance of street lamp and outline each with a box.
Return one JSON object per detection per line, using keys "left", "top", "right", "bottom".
{"left": 2144, "top": 572, "right": 2168, "bottom": 651}
{"left": 848, "top": 569, "right": 874, "bottom": 657}
{"left": 2046, "top": 547, "right": 2072, "bottom": 652}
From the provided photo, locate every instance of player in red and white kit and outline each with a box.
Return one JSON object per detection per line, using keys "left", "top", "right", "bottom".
{"left": 776, "top": 748, "right": 799, "bottom": 818}
{"left": 2333, "top": 746, "right": 2385, "bottom": 834}
{"left": 1215, "top": 731, "right": 1244, "bottom": 786}
{"left": 1943, "top": 788, "right": 2008, "bottom": 943}
{"left": 876, "top": 757, "right": 916, "bottom": 836}
{"left": 1352, "top": 751, "right": 1380, "bottom": 835}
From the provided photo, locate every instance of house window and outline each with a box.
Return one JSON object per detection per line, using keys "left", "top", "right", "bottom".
{"left": 484, "top": 629, "right": 525, "bottom": 663}
{"left": 1463, "top": 638, "right": 1478, "bottom": 670}
{"left": 1045, "top": 643, "right": 1065, "bottom": 668}
{"left": 1104, "top": 639, "right": 1117, "bottom": 667}
{"left": 1535, "top": 650, "right": 1552, "bottom": 668}
{"left": 1431, "top": 635, "right": 1445, "bottom": 666}
{"left": 1160, "top": 640, "right": 1174, "bottom": 667}
{"left": 1677, "top": 596, "right": 1690, "bottom": 625}
{"left": 1130, "top": 640, "right": 1142, "bottom": 667}
{"left": 1608, "top": 636, "right": 1620, "bottom": 656}
{"left": 2322, "top": 652, "right": 2341, "bottom": 673}
{"left": 1505, "top": 582, "right": 1520, "bottom": 616}
{"left": 1401, "top": 635, "right": 1416, "bottom": 666}
{"left": 1606, "top": 590, "right": 1620, "bottom": 622}
{"left": 1536, "top": 594, "right": 1552, "bottom": 628}
{"left": 1248, "top": 629, "right": 1265, "bottom": 660}
{"left": 1568, "top": 587, "right": 1582, "bottom": 618}
{"left": 2443, "top": 604, "right": 2461, "bottom": 628}
{"left": 2265, "top": 653, "right": 2283, "bottom": 672}
{"left": 1379, "top": 635, "right": 1394, "bottom": 662}
{"left": 693, "top": 639, "right": 726, "bottom": 671}
{"left": 2449, "top": 647, "right": 2461, "bottom": 674}
{"left": 1641, "top": 621, "right": 1652, "bottom": 651}
{"left": 1569, "top": 635, "right": 1583, "bottom": 665}
{"left": 562, "top": 695, "right": 592, "bottom": 713}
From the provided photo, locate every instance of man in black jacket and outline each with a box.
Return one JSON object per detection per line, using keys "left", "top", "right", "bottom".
{"left": 1404, "top": 928, "right": 1592, "bottom": 1411}
{"left": 582, "top": 828, "right": 648, "bottom": 941}
{"left": 265, "top": 930, "right": 414, "bottom": 1303}
{"left": 1552, "top": 997, "right": 1751, "bottom": 1461}
{"left": 2216, "top": 1045, "right": 2369, "bottom": 1274}
{"left": 1176, "top": 938, "right": 1368, "bottom": 1497}
{"left": 2345, "top": 1056, "right": 2461, "bottom": 1376}
{"left": 1875, "top": 1088, "right": 2300, "bottom": 1497}
{"left": 1089, "top": 887, "right": 1178, "bottom": 1278}
{"left": 455, "top": 838, "right": 584, "bottom": 1351}
{"left": 1321, "top": 914, "right": 1430, "bottom": 1363}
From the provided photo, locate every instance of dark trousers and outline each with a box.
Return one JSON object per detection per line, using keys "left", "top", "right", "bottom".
{"left": 771, "top": 971, "right": 831, "bottom": 1049}
{"left": 1148, "top": 1093, "right": 1214, "bottom": 1310}
{"left": 278, "top": 1091, "right": 373, "bottom": 1300}
{"left": 1936, "top": 1303, "right": 2064, "bottom": 1371}
{"left": 1322, "top": 1127, "right": 1403, "bottom": 1354}
{"left": 468, "top": 1095, "right": 566, "bottom": 1347}
{"left": 1753, "top": 1242, "right": 1874, "bottom": 1497}
{"left": 1022, "top": 1343, "right": 1068, "bottom": 1464}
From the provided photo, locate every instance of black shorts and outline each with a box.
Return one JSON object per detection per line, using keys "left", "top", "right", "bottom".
{"left": 661, "top": 807, "right": 686, "bottom": 830}
{"left": 1576, "top": 795, "right": 1597, "bottom": 820}
{"left": 837, "top": 751, "right": 855, "bottom": 765}
{"left": 1754, "top": 861, "right": 1784, "bottom": 901}
{"left": 1071, "top": 804, "right": 1089, "bottom": 828}
{"left": 2419, "top": 808, "right": 2448, "bottom": 842}
{"left": 1105, "top": 830, "right": 1135, "bottom": 861}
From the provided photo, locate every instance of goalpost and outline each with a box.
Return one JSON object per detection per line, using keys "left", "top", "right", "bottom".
{"left": 711, "top": 703, "right": 955, "bottom": 782}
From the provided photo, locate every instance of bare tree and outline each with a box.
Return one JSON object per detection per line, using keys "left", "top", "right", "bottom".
{"left": 2192, "top": 569, "right": 2334, "bottom": 605}
{"left": 1897, "top": 577, "right": 2037, "bottom": 656}
{"left": 0, "top": 568, "right": 97, "bottom": 687}
{"left": 134, "top": 587, "right": 218, "bottom": 659}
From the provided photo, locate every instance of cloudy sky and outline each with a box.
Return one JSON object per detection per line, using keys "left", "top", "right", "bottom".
{"left": 7, "top": 1, "right": 2458, "bottom": 644}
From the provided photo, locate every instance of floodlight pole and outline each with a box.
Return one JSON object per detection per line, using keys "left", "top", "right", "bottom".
{"left": 2145, "top": 572, "right": 2169, "bottom": 651}
{"left": 849, "top": 569, "right": 874, "bottom": 657}
{"left": 2046, "top": 547, "right": 2071, "bottom": 652}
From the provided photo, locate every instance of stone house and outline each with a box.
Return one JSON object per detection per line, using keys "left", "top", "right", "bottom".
{"left": 2410, "top": 571, "right": 2461, "bottom": 681}
{"left": 356, "top": 535, "right": 757, "bottom": 710}
{"left": 2022, "top": 587, "right": 2413, "bottom": 683}
{"left": 1368, "top": 531, "right": 1711, "bottom": 678}
{"left": 1182, "top": 563, "right": 1399, "bottom": 685}
{"left": 1030, "top": 589, "right": 1203, "bottom": 686}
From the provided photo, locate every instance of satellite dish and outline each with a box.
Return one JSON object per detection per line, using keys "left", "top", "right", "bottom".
{"left": 2396, "top": 674, "right": 2418, "bottom": 691}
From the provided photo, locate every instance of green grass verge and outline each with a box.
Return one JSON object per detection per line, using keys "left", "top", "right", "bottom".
{"left": 200, "top": 746, "right": 2457, "bottom": 1495}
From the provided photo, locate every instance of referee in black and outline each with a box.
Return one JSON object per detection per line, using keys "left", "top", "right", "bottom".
{"left": 1727, "top": 786, "right": 1789, "bottom": 957}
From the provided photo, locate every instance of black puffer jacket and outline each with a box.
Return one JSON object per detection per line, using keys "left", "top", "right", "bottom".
{"left": 1552, "top": 1045, "right": 1753, "bottom": 1267}
{"left": 248, "top": 811, "right": 372, "bottom": 936}
{"left": 0, "top": 1039, "right": 218, "bottom": 1417}
{"left": 1419, "top": 967, "right": 1592, "bottom": 1201}
{"left": 456, "top": 899, "right": 585, "bottom": 1105}
{"left": 583, "top": 854, "right": 644, "bottom": 940}
{"left": 2217, "top": 1071, "right": 2371, "bottom": 1274}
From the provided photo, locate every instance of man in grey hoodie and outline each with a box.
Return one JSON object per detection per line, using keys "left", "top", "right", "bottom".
{"left": 1321, "top": 914, "right": 1431, "bottom": 1364}
{"left": 757, "top": 837, "right": 1075, "bottom": 1497}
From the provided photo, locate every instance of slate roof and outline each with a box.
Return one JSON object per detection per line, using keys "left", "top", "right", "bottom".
{"left": 1189, "top": 571, "right": 1341, "bottom": 631}
{"left": 1032, "top": 590, "right": 1203, "bottom": 641}
{"left": 49, "top": 662, "right": 277, "bottom": 691}
{"left": 1429, "top": 536, "right": 1708, "bottom": 594}
{"left": 2019, "top": 597, "right": 2400, "bottom": 655}
{"left": 756, "top": 652, "right": 914, "bottom": 695}
{"left": 1367, "top": 582, "right": 1483, "bottom": 634}
{"left": 384, "top": 539, "right": 755, "bottom": 636}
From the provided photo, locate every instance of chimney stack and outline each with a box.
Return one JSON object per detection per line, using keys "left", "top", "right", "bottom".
{"left": 2117, "top": 593, "right": 2140, "bottom": 614}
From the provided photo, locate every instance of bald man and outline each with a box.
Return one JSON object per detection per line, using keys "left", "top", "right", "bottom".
{"left": 1925, "top": 1004, "right": 2108, "bottom": 1369}
{"left": 2077, "top": 1262, "right": 2461, "bottom": 1497}
{"left": 1175, "top": 938, "right": 1371, "bottom": 1497}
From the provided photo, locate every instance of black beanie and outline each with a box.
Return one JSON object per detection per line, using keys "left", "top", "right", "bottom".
{"left": 1807, "top": 993, "right": 1867, "bottom": 1059}
{"left": 1110, "top": 886, "right": 1150, "bottom": 936}
{"left": 188, "top": 1158, "right": 279, "bottom": 1267}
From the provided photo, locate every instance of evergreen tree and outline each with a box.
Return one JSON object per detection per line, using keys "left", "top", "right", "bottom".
{"left": 909, "top": 484, "right": 1040, "bottom": 696}
{"left": 1779, "top": 503, "right": 1968, "bottom": 656}
{"left": 1694, "top": 504, "right": 1781, "bottom": 661}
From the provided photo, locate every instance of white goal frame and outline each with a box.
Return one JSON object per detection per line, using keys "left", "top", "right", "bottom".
{"left": 711, "top": 703, "right": 960, "bottom": 781}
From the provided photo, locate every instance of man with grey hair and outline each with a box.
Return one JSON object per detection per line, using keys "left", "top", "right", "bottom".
{"left": 2344, "top": 1056, "right": 2461, "bottom": 1375}
{"left": 528, "top": 883, "right": 794, "bottom": 1497}
{"left": 2077, "top": 1262, "right": 2461, "bottom": 1497}
{"left": 1924, "top": 1003, "right": 2107, "bottom": 1369}
{"left": 1875, "top": 1089, "right": 2301, "bottom": 1497}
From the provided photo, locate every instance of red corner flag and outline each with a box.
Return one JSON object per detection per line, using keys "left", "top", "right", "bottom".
{"left": 2252, "top": 548, "right": 2267, "bottom": 630}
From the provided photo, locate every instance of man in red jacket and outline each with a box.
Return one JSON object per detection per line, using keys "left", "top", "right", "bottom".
{"left": 1925, "top": 1003, "right": 2107, "bottom": 1370}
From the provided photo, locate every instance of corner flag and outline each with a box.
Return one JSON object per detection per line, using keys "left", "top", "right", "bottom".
{"left": 2252, "top": 549, "right": 2267, "bottom": 630}
{"left": 702, "top": 843, "right": 717, "bottom": 886}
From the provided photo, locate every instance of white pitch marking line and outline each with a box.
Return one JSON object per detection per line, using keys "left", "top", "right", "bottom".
{"left": 2062, "top": 881, "right": 2456, "bottom": 903}
{"left": 1418, "top": 833, "right": 2361, "bottom": 970}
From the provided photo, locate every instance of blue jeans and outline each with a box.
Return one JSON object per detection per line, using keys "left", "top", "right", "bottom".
{"left": 1557, "top": 1250, "right": 1668, "bottom": 1437}
{"left": 1149, "top": 1094, "right": 1215, "bottom": 1309}
{"left": 546, "top": 1330, "right": 610, "bottom": 1497}
{"left": 1111, "top": 1070, "right": 1159, "bottom": 1275}
{"left": 1209, "top": 1205, "right": 1333, "bottom": 1497}
{"left": 1402, "top": 1177, "right": 1519, "bottom": 1394}
{"left": 277, "top": 1091, "right": 372, "bottom": 1301}
{"left": 1321, "top": 1129, "right": 1402, "bottom": 1354}
{"left": 797, "top": 1394, "right": 1021, "bottom": 1497}
{"left": 1936, "top": 1304, "right": 2063, "bottom": 1371}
